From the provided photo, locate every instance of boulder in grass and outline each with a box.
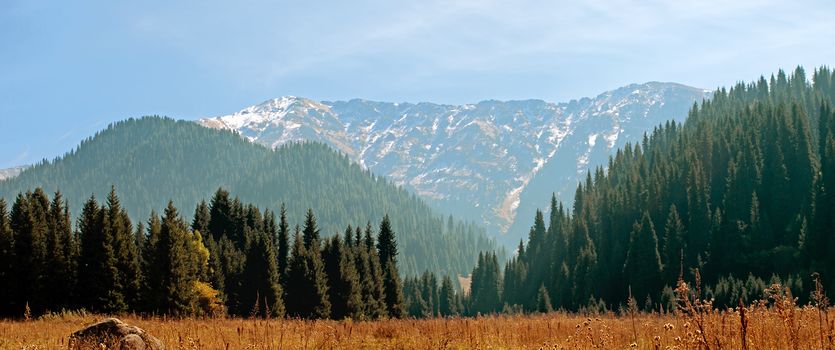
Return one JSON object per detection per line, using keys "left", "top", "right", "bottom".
{"left": 69, "top": 318, "right": 164, "bottom": 350}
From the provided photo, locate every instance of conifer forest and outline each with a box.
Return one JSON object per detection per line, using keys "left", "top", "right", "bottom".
{"left": 3, "top": 3, "right": 835, "bottom": 346}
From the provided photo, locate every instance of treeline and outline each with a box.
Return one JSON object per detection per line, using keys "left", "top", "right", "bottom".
{"left": 0, "top": 117, "right": 499, "bottom": 277}
{"left": 0, "top": 186, "right": 456, "bottom": 319}
{"left": 465, "top": 66, "right": 835, "bottom": 313}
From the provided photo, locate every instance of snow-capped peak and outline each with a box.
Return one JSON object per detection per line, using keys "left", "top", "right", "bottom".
{"left": 198, "top": 82, "right": 710, "bottom": 245}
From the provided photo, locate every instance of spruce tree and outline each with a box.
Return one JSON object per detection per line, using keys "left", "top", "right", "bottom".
{"left": 470, "top": 252, "right": 501, "bottom": 314}
{"left": 662, "top": 205, "right": 686, "bottom": 282}
{"left": 0, "top": 198, "right": 17, "bottom": 316}
{"left": 142, "top": 210, "right": 163, "bottom": 312}
{"left": 208, "top": 188, "right": 234, "bottom": 241}
{"left": 376, "top": 215, "right": 398, "bottom": 271}
{"left": 276, "top": 204, "right": 289, "bottom": 280}
{"left": 382, "top": 261, "right": 406, "bottom": 318}
{"left": 12, "top": 189, "right": 51, "bottom": 314}
{"left": 302, "top": 208, "right": 320, "bottom": 250}
{"left": 623, "top": 212, "right": 663, "bottom": 306}
{"left": 241, "top": 230, "right": 285, "bottom": 318}
{"left": 105, "top": 187, "right": 142, "bottom": 311}
{"left": 76, "top": 194, "right": 122, "bottom": 313}
{"left": 154, "top": 201, "right": 199, "bottom": 315}
{"left": 354, "top": 234, "right": 387, "bottom": 319}
{"left": 420, "top": 271, "right": 438, "bottom": 317}
{"left": 439, "top": 275, "right": 457, "bottom": 316}
{"left": 285, "top": 227, "right": 331, "bottom": 319}
{"left": 192, "top": 200, "right": 211, "bottom": 240}
{"left": 323, "top": 236, "right": 362, "bottom": 319}
{"left": 45, "top": 191, "right": 76, "bottom": 311}
{"left": 375, "top": 215, "right": 405, "bottom": 317}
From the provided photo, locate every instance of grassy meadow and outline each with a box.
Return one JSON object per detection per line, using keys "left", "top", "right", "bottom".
{"left": 1, "top": 305, "right": 833, "bottom": 349}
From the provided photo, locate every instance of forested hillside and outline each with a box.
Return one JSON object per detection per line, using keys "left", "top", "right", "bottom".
{"left": 0, "top": 117, "right": 497, "bottom": 277}
{"left": 468, "top": 67, "right": 835, "bottom": 313}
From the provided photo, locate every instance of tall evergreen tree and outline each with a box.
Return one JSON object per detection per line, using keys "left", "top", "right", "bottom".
{"left": 105, "top": 187, "right": 142, "bottom": 311}
{"left": 151, "top": 201, "right": 199, "bottom": 315}
{"left": 439, "top": 275, "right": 458, "bottom": 316}
{"left": 354, "top": 232, "right": 387, "bottom": 319}
{"left": 240, "top": 229, "right": 285, "bottom": 318}
{"left": 142, "top": 210, "right": 163, "bottom": 311}
{"left": 76, "top": 194, "right": 123, "bottom": 313}
{"left": 383, "top": 260, "right": 406, "bottom": 318}
{"left": 302, "top": 208, "right": 320, "bottom": 250}
{"left": 276, "top": 203, "right": 290, "bottom": 280}
{"left": 192, "top": 200, "right": 211, "bottom": 241}
{"left": 376, "top": 215, "right": 398, "bottom": 272}
{"left": 323, "top": 236, "right": 363, "bottom": 319}
{"left": 469, "top": 252, "right": 502, "bottom": 314}
{"left": 44, "top": 191, "right": 76, "bottom": 311}
{"left": 284, "top": 227, "right": 330, "bottom": 319}
{"left": 623, "top": 212, "right": 663, "bottom": 305}
{"left": 0, "top": 198, "right": 17, "bottom": 316}
{"left": 208, "top": 188, "right": 234, "bottom": 242}
{"left": 662, "top": 204, "right": 686, "bottom": 282}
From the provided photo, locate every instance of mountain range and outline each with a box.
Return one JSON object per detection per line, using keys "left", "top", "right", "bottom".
{"left": 0, "top": 117, "right": 497, "bottom": 277}
{"left": 199, "top": 82, "right": 710, "bottom": 245}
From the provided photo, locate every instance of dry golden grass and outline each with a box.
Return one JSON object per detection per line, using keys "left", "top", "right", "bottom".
{"left": 1, "top": 306, "right": 833, "bottom": 350}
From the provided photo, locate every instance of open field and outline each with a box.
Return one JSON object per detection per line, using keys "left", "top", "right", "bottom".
{"left": 1, "top": 307, "right": 833, "bottom": 350}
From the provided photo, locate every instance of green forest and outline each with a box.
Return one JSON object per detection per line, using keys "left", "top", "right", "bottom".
{"left": 0, "top": 117, "right": 498, "bottom": 278}
{"left": 465, "top": 66, "right": 835, "bottom": 314}
{"left": 0, "top": 186, "right": 477, "bottom": 318}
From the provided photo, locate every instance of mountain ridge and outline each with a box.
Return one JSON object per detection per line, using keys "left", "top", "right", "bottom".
{"left": 0, "top": 117, "right": 497, "bottom": 277}
{"left": 199, "top": 82, "right": 711, "bottom": 245}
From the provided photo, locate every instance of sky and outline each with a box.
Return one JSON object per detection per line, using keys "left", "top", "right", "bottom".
{"left": 1, "top": 0, "right": 834, "bottom": 168}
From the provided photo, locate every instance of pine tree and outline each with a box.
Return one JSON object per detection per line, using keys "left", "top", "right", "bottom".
{"left": 623, "top": 212, "right": 663, "bottom": 306}
{"left": 285, "top": 227, "right": 330, "bottom": 319}
{"left": 302, "top": 208, "right": 320, "bottom": 250}
{"left": 105, "top": 187, "right": 142, "bottom": 311}
{"left": 469, "top": 252, "right": 501, "bottom": 314}
{"left": 382, "top": 260, "right": 406, "bottom": 318}
{"left": 76, "top": 194, "right": 122, "bottom": 313}
{"left": 44, "top": 191, "right": 76, "bottom": 311}
{"left": 375, "top": 215, "right": 405, "bottom": 317}
{"left": 439, "top": 275, "right": 457, "bottom": 316}
{"left": 241, "top": 229, "right": 284, "bottom": 318}
{"left": 15, "top": 189, "right": 51, "bottom": 314}
{"left": 662, "top": 205, "right": 685, "bottom": 283}
{"left": 0, "top": 198, "right": 17, "bottom": 316}
{"left": 152, "top": 201, "right": 199, "bottom": 315}
{"left": 323, "top": 236, "right": 362, "bottom": 319}
{"left": 376, "top": 215, "right": 398, "bottom": 271}
{"left": 208, "top": 188, "right": 234, "bottom": 241}
{"left": 276, "top": 203, "right": 290, "bottom": 280}
{"left": 192, "top": 200, "right": 211, "bottom": 241}
{"left": 142, "top": 210, "right": 163, "bottom": 311}
{"left": 354, "top": 234, "right": 387, "bottom": 319}
{"left": 420, "top": 271, "right": 438, "bottom": 317}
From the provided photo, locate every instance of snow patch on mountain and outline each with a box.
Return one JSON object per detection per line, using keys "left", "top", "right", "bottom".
{"left": 199, "top": 82, "right": 710, "bottom": 244}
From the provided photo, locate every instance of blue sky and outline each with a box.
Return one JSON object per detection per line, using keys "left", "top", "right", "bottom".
{"left": 1, "top": 0, "right": 834, "bottom": 168}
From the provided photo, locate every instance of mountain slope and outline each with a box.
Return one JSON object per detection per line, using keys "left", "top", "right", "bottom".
{"left": 200, "top": 82, "right": 710, "bottom": 245}
{"left": 0, "top": 117, "right": 497, "bottom": 277}
{"left": 0, "top": 166, "right": 28, "bottom": 181}
{"left": 498, "top": 67, "right": 835, "bottom": 311}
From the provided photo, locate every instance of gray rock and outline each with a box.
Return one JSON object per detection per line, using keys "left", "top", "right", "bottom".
{"left": 69, "top": 318, "right": 164, "bottom": 350}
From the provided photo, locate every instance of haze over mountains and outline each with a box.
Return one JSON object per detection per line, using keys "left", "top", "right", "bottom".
{"left": 200, "top": 82, "right": 710, "bottom": 245}
{"left": 0, "top": 118, "right": 496, "bottom": 277}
